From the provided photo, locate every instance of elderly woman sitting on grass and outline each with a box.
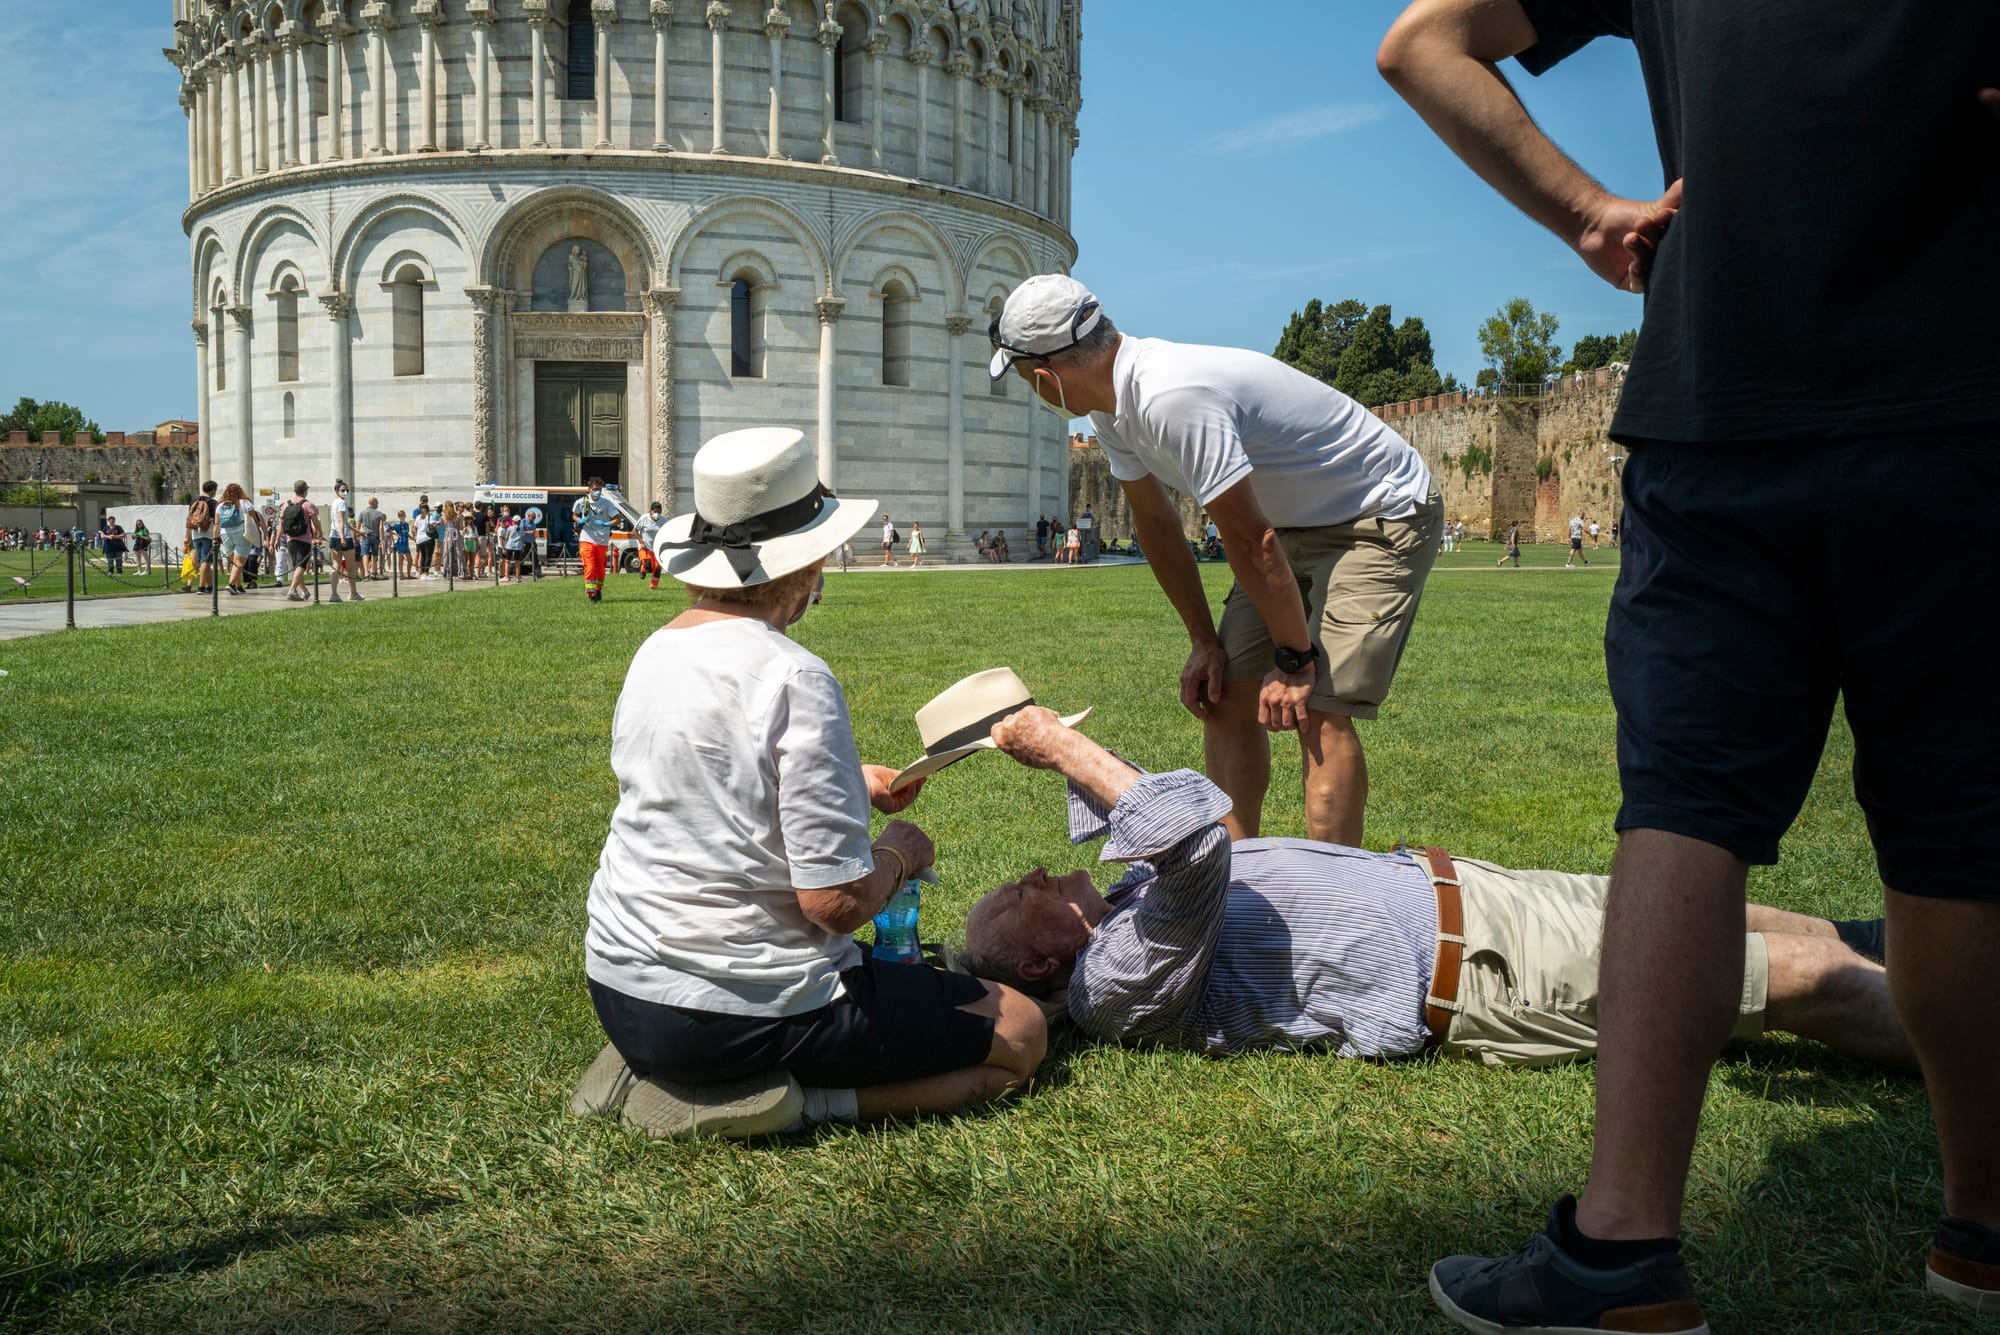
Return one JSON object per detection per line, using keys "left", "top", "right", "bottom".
{"left": 577, "top": 427, "right": 1047, "bottom": 1139}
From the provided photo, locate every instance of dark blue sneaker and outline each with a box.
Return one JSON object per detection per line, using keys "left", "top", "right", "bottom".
{"left": 1430, "top": 1198, "right": 1709, "bottom": 1334}
{"left": 1929, "top": 1214, "right": 2000, "bottom": 1313}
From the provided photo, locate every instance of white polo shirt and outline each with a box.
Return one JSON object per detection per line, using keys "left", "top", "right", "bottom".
{"left": 585, "top": 617, "right": 874, "bottom": 1017}
{"left": 1089, "top": 337, "right": 1431, "bottom": 530}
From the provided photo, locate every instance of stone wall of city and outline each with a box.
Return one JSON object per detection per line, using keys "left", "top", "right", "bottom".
{"left": 0, "top": 431, "right": 202, "bottom": 505}
{"left": 1063, "top": 367, "right": 1630, "bottom": 549}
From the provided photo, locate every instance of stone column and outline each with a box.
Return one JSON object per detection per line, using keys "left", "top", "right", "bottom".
{"left": 221, "top": 52, "right": 241, "bottom": 181}
{"left": 245, "top": 35, "right": 268, "bottom": 173}
{"left": 945, "top": 54, "right": 970, "bottom": 187}
{"left": 707, "top": 2, "right": 730, "bottom": 153}
{"left": 227, "top": 305, "right": 255, "bottom": 497}
{"left": 528, "top": 8, "right": 551, "bottom": 148}
{"left": 192, "top": 321, "right": 211, "bottom": 483}
{"left": 814, "top": 295, "right": 845, "bottom": 486}
{"left": 651, "top": 2, "right": 673, "bottom": 150}
{"left": 1024, "top": 390, "right": 1041, "bottom": 525}
{"left": 184, "top": 89, "right": 200, "bottom": 200}
{"left": 816, "top": 19, "right": 840, "bottom": 164}
{"left": 319, "top": 291, "right": 354, "bottom": 494}
{"left": 908, "top": 41, "right": 933, "bottom": 178}
{"left": 417, "top": 7, "right": 441, "bottom": 151}
{"left": 979, "top": 68, "right": 1003, "bottom": 195}
{"left": 764, "top": 6, "right": 788, "bottom": 158}
{"left": 945, "top": 314, "right": 970, "bottom": 541}
{"left": 644, "top": 288, "right": 681, "bottom": 509}
{"left": 1034, "top": 98, "right": 1053, "bottom": 215}
{"left": 365, "top": 6, "right": 393, "bottom": 154}
{"left": 471, "top": 6, "right": 494, "bottom": 150}
{"left": 277, "top": 31, "right": 298, "bottom": 167}
{"left": 321, "top": 13, "right": 349, "bottom": 161}
{"left": 594, "top": 2, "right": 616, "bottom": 149}
{"left": 465, "top": 287, "right": 501, "bottom": 484}
{"left": 865, "top": 27, "right": 886, "bottom": 169}
{"left": 1008, "top": 86, "right": 1023, "bottom": 202}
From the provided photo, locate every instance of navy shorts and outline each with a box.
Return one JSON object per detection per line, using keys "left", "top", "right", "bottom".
{"left": 1608, "top": 429, "right": 2000, "bottom": 896}
{"left": 589, "top": 951, "right": 995, "bottom": 1088}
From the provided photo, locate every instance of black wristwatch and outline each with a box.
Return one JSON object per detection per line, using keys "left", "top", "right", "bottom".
{"left": 1273, "top": 643, "right": 1316, "bottom": 674}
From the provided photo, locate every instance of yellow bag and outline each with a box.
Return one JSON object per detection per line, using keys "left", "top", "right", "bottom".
{"left": 180, "top": 551, "right": 196, "bottom": 583}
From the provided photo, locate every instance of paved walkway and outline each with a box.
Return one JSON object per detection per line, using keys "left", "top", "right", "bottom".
{"left": 0, "top": 574, "right": 486, "bottom": 642}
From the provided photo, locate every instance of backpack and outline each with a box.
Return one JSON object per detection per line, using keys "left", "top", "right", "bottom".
{"left": 889, "top": 526, "right": 900, "bottom": 545}
{"left": 281, "top": 499, "right": 310, "bottom": 538}
{"left": 187, "top": 496, "right": 213, "bottom": 531}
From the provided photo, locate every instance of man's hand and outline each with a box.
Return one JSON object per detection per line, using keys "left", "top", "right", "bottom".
{"left": 863, "top": 764, "right": 923, "bottom": 813}
{"left": 1258, "top": 663, "right": 1316, "bottom": 732}
{"left": 874, "top": 818, "right": 935, "bottom": 880}
{"left": 989, "top": 706, "right": 1075, "bottom": 771}
{"left": 1577, "top": 179, "right": 1681, "bottom": 293}
{"left": 1180, "top": 639, "right": 1228, "bottom": 720}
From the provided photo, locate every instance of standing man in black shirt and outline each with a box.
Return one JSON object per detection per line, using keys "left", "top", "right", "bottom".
{"left": 1380, "top": 2, "right": 2000, "bottom": 1329}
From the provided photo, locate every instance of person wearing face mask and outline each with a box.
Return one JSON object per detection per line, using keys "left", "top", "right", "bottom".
{"left": 571, "top": 476, "right": 621, "bottom": 603}
{"left": 990, "top": 274, "right": 1443, "bottom": 851}
{"left": 576, "top": 427, "right": 1049, "bottom": 1138}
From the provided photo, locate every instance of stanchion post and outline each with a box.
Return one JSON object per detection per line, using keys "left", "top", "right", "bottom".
{"left": 78, "top": 542, "right": 88, "bottom": 595}
{"left": 313, "top": 545, "right": 322, "bottom": 605}
{"left": 211, "top": 553, "right": 220, "bottom": 617}
{"left": 391, "top": 546, "right": 399, "bottom": 598}
{"left": 65, "top": 542, "right": 75, "bottom": 629}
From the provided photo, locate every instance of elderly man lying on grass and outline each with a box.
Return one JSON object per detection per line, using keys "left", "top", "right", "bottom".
{"left": 962, "top": 708, "right": 1911, "bottom": 1071}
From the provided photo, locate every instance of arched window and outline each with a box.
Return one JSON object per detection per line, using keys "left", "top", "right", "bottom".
{"left": 566, "top": 0, "right": 596, "bottom": 101}
{"left": 392, "top": 264, "right": 425, "bottom": 376}
{"left": 212, "top": 305, "right": 227, "bottom": 391}
{"left": 282, "top": 391, "right": 296, "bottom": 438}
{"left": 836, "top": 22, "right": 865, "bottom": 123}
{"left": 987, "top": 297, "right": 1008, "bottom": 396}
{"left": 881, "top": 280, "right": 912, "bottom": 387}
{"left": 729, "top": 275, "right": 764, "bottom": 379}
{"left": 275, "top": 278, "right": 300, "bottom": 382}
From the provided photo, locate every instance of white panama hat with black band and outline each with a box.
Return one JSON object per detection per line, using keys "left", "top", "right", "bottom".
{"left": 655, "top": 427, "right": 876, "bottom": 587}
{"left": 889, "top": 667, "right": 1092, "bottom": 792}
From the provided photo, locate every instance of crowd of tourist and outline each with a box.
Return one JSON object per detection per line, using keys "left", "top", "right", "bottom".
{"left": 173, "top": 479, "right": 553, "bottom": 599}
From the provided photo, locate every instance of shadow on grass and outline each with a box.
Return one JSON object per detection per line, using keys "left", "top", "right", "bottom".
{"left": 0, "top": 1191, "right": 456, "bottom": 1326}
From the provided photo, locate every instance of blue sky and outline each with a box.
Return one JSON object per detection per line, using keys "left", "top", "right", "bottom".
{"left": 0, "top": 1, "right": 1661, "bottom": 430}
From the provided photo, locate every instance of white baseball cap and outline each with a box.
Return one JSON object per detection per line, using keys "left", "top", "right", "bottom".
{"left": 988, "top": 274, "right": 1104, "bottom": 379}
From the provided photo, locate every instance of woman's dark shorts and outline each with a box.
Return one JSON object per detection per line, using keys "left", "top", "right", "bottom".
{"left": 1608, "top": 428, "right": 2000, "bottom": 896}
{"left": 589, "top": 952, "right": 995, "bottom": 1088}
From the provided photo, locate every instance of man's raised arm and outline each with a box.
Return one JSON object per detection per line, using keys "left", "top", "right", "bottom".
{"left": 989, "top": 706, "right": 1137, "bottom": 811}
{"left": 1376, "top": 0, "right": 1678, "bottom": 293}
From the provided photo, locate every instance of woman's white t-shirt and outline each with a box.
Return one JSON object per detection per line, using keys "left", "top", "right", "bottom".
{"left": 585, "top": 617, "right": 875, "bottom": 1016}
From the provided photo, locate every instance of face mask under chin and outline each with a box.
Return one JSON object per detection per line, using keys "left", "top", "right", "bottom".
{"left": 1032, "top": 370, "right": 1075, "bottom": 420}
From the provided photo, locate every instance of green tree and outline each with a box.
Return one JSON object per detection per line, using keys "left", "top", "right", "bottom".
{"left": 1564, "top": 328, "right": 1639, "bottom": 374}
{"left": 0, "top": 396, "right": 104, "bottom": 444}
{"left": 1274, "top": 299, "right": 1454, "bottom": 405}
{"left": 1477, "top": 298, "right": 1563, "bottom": 387}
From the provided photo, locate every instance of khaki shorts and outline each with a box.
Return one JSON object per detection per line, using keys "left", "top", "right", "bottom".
{"left": 1219, "top": 492, "right": 1442, "bottom": 719}
{"left": 1435, "top": 856, "right": 1769, "bottom": 1068}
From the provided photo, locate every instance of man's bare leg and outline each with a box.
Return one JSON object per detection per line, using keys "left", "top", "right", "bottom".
{"left": 1744, "top": 903, "right": 1840, "bottom": 938}
{"left": 852, "top": 980, "right": 1047, "bottom": 1122}
{"left": 1300, "top": 709, "right": 1367, "bottom": 848}
{"left": 1203, "top": 683, "right": 1269, "bottom": 841}
{"left": 1574, "top": 829, "right": 1746, "bottom": 1242}
{"left": 1760, "top": 932, "right": 1915, "bottom": 1070}
{"left": 1886, "top": 889, "right": 2000, "bottom": 1228}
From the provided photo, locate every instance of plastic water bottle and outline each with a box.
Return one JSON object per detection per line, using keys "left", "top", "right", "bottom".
{"left": 871, "top": 879, "right": 924, "bottom": 964}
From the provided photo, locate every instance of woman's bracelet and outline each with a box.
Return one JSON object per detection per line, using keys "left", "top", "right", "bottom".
{"left": 870, "top": 844, "right": 907, "bottom": 887}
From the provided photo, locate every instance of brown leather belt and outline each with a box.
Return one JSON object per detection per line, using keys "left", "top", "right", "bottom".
{"left": 1417, "top": 846, "right": 1464, "bottom": 1047}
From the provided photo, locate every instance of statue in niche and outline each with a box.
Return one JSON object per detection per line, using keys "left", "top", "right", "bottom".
{"left": 567, "top": 245, "right": 590, "bottom": 312}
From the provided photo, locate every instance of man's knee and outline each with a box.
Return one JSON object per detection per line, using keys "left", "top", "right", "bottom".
{"left": 970, "top": 980, "right": 1048, "bottom": 1080}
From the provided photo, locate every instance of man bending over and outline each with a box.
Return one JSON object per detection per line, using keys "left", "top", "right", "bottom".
{"left": 962, "top": 708, "right": 1909, "bottom": 1072}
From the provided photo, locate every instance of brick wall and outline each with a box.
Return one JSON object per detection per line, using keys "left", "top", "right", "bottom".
{"left": 0, "top": 430, "right": 201, "bottom": 505}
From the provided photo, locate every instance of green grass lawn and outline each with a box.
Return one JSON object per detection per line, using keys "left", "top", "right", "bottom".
{"left": 0, "top": 564, "right": 1966, "bottom": 1333}
{"left": 0, "top": 549, "right": 182, "bottom": 602}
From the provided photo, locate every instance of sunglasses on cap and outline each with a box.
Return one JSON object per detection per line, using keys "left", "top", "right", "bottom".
{"left": 988, "top": 299, "right": 1101, "bottom": 372}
